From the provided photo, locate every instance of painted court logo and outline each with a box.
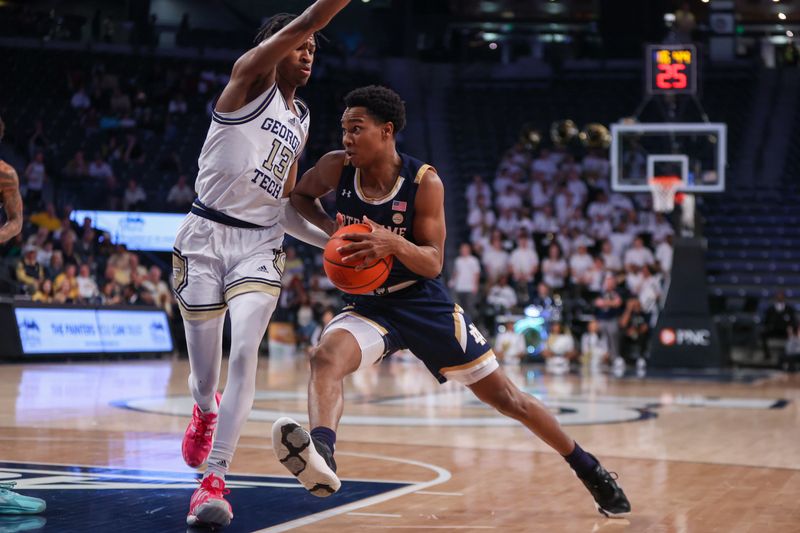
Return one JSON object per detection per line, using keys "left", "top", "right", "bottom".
{"left": 0, "top": 461, "right": 411, "bottom": 532}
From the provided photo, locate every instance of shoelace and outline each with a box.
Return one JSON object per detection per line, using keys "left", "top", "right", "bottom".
{"left": 198, "top": 477, "right": 230, "bottom": 497}
{"left": 191, "top": 412, "right": 217, "bottom": 443}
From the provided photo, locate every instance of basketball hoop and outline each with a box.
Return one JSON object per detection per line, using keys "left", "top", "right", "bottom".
{"left": 649, "top": 176, "right": 683, "bottom": 213}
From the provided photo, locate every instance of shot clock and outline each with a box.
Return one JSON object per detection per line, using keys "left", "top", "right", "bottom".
{"left": 645, "top": 44, "right": 697, "bottom": 96}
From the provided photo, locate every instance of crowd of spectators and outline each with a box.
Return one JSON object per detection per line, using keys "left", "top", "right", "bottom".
{"left": 5, "top": 203, "right": 172, "bottom": 315}
{"left": 451, "top": 140, "right": 675, "bottom": 374}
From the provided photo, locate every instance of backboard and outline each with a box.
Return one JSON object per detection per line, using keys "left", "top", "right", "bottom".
{"left": 610, "top": 122, "right": 727, "bottom": 193}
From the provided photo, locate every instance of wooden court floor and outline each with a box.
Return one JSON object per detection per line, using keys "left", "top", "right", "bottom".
{"left": 0, "top": 353, "right": 798, "bottom": 532}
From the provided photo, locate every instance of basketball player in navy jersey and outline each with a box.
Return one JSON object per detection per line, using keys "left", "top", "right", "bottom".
{"left": 274, "top": 86, "right": 631, "bottom": 517}
{"left": 173, "top": 1, "right": 349, "bottom": 528}
{"left": 0, "top": 119, "right": 45, "bottom": 517}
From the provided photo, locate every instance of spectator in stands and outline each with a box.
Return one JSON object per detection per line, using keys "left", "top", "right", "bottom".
{"left": 494, "top": 318, "right": 526, "bottom": 365}
{"left": 32, "top": 279, "right": 54, "bottom": 303}
{"left": 53, "top": 279, "right": 75, "bottom": 304}
{"left": 568, "top": 239, "right": 594, "bottom": 290}
{"left": 600, "top": 239, "right": 622, "bottom": 273}
{"left": 449, "top": 243, "right": 481, "bottom": 321}
{"left": 585, "top": 256, "right": 606, "bottom": 295}
{"left": 77, "top": 228, "right": 97, "bottom": 258}
{"left": 16, "top": 245, "right": 44, "bottom": 294}
{"left": 655, "top": 234, "right": 673, "bottom": 275}
{"left": 88, "top": 153, "right": 113, "bottom": 180}
{"left": 168, "top": 93, "right": 188, "bottom": 115}
{"left": 108, "top": 245, "right": 131, "bottom": 285}
{"left": 27, "top": 120, "right": 51, "bottom": 159}
{"left": 587, "top": 191, "right": 613, "bottom": 221}
{"left": 624, "top": 236, "right": 655, "bottom": 270}
{"left": 54, "top": 264, "right": 79, "bottom": 301}
{"left": 487, "top": 274, "right": 517, "bottom": 313}
{"left": 496, "top": 208, "right": 519, "bottom": 238}
{"left": 542, "top": 243, "right": 568, "bottom": 291}
{"left": 609, "top": 222, "right": 634, "bottom": 260}
{"left": 581, "top": 319, "right": 609, "bottom": 374}
{"left": 467, "top": 195, "right": 495, "bottom": 232}
{"left": 465, "top": 174, "right": 491, "bottom": 209}
{"left": 71, "top": 86, "right": 92, "bottom": 110}
{"left": 532, "top": 204, "right": 558, "bottom": 234}
{"left": 76, "top": 263, "right": 99, "bottom": 302}
{"left": 531, "top": 148, "right": 558, "bottom": 180}
{"left": 542, "top": 321, "right": 576, "bottom": 375}
{"left": 530, "top": 173, "right": 552, "bottom": 210}
{"left": 496, "top": 185, "right": 522, "bottom": 212}
{"left": 46, "top": 250, "right": 64, "bottom": 280}
{"left": 481, "top": 231, "right": 509, "bottom": 284}
{"left": 637, "top": 265, "right": 662, "bottom": 317}
{"left": 761, "top": 290, "right": 798, "bottom": 360}
{"left": 651, "top": 213, "right": 674, "bottom": 243}
{"left": 122, "top": 179, "right": 147, "bottom": 211}
{"left": 63, "top": 149, "right": 89, "bottom": 178}
{"left": 618, "top": 297, "right": 650, "bottom": 374}
{"left": 101, "top": 280, "right": 122, "bottom": 305}
{"left": 24, "top": 152, "right": 47, "bottom": 208}
{"left": 29, "top": 203, "right": 61, "bottom": 232}
{"left": 60, "top": 230, "right": 81, "bottom": 267}
{"left": 167, "top": 174, "right": 195, "bottom": 211}
{"left": 282, "top": 246, "right": 305, "bottom": 287}
{"left": 509, "top": 232, "right": 539, "bottom": 298}
{"left": 594, "top": 275, "right": 623, "bottom": 363}
{"left": 143, "top": 266, "right": 172, "bottom": 316}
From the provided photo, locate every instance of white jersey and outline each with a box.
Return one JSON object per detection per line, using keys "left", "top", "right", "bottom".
{"left": 195, "top": 82, "right": 310, "bottom": 226}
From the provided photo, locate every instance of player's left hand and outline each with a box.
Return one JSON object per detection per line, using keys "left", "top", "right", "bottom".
{"left": 337, "top": 216, "right": 399, "bottom": 271}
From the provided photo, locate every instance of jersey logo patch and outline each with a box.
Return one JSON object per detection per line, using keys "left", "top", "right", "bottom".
{"left": 342, "top": 189, "right": 352, "bottom": 198}
{"left": 392, "top": 213, "right": 404, "bottom": 224}
{"left": 257, "top": 265, "right": 270, "bottom": 273}
{"left": 392, "top": 200, "right": 407, "bottom": 212}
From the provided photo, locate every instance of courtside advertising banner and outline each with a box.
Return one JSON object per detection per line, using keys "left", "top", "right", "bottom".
{"left": 15, "top": 307, "right": 173, "bottom": 355}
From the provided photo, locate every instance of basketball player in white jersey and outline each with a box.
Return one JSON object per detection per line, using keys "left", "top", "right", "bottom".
{"left": 0, "top": 118, "right": 45, "bottom": 517}
{"left": 174, "top": 2, "right": 349, "bottom": 528}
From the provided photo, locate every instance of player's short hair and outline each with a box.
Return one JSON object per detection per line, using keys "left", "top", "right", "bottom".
{"left": 254, "top": 13, "right": 321, "bottom": 46}
{"left": 0, "top": 115, "right": 5, "bottom": 143}
{"left": 344, "top": 85, "right": 406, "bottom": 135}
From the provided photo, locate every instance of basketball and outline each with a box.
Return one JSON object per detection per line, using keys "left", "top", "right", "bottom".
{"left": 323, "top": 223, "right": 393, "bottom": 294}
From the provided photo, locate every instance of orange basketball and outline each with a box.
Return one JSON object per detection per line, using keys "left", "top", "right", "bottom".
{"left": 323, "top": 223, "right": 393, "bottom": 294}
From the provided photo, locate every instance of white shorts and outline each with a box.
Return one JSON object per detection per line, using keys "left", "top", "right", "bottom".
{"left": 172, "top": 213, "right": 285, "bottom": 321}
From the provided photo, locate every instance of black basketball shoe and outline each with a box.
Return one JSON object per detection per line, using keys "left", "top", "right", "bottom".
{"left": 577, "top": 457, "right": 631, "bottom": 518}
{"left": 272, "top": 417, "right": 340, "bottom": 497}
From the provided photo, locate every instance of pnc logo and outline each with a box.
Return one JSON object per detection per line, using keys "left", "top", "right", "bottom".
{"left": 660, "top": 328, "right": 711, "bottom": 346}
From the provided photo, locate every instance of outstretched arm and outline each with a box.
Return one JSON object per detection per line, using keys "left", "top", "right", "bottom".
{"left": 290, "top": 150, "right": 347, "bottom": 236}
{"left": 0, "top": 161, "right": 23, "bottom": 244}
{"left": 216, "top": 0, "right": 350, "bottom": 113}
{"left": 338, "top": 169, "right": 446, "bottom": 279}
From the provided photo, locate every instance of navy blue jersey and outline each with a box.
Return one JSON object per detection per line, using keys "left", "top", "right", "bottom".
{"left": 335, "top": 152, "right": 434, "bottom": 288}
{"left": 329, "top": 152, "right": 498, "bottom": 384}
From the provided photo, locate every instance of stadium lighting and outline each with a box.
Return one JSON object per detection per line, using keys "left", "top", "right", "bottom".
{"left": 788, "top": 30, "right": 795, "bottom": 37}
{"left": 701, "top": 0, "right": 709, "bottom": 3}
{"left": 489, "top": 42, "right": 498, "bottom": 50}
{"left": 778, "top": 12, "right": 787, "bottom": 20}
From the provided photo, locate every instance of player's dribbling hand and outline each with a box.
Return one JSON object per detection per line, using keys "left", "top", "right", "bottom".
{"left": 337, "top": 216, "right": 398, "bottom": 271}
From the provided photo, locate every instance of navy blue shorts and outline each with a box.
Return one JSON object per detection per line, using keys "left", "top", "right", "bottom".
{"left": 337, "top": 279, "right": 498, "bottom": 384}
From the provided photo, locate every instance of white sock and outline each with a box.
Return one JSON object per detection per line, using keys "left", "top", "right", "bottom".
{"left": 184, "top": 315, "right": 226, "bottom": 414}
{"left": 205, "top": 292, "right": 277, "bottom": 480}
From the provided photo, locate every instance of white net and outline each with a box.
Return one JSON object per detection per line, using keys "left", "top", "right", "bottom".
{"left": 649, "top": 177, "right": 683, "bottom": 213}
